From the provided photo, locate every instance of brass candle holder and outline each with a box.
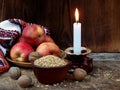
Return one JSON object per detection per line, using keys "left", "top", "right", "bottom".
{"left": 65, "top": 47, "right": 93, "bottom": 73}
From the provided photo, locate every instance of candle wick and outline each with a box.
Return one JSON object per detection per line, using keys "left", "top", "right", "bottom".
{"left": 76, "top": 21, "right": 79, "bottom": 23}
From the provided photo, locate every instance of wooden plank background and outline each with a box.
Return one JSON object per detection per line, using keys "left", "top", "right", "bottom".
{"left": 0, "top": 0, "right": 120, "bottom": 52}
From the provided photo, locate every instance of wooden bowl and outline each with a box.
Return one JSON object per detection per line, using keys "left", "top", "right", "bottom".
{"left": 6, "top": 49, "right": 66, "bottom": 68}
{"left": 6, "top": 57, "right": 32, "bottom": 68}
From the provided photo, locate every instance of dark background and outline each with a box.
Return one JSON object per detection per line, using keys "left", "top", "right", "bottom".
{"left": 0, "top": 0, "right": 120, "bottom": 52}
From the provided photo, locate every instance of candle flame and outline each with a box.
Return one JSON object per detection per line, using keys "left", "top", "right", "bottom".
{"left": 75, "top": 8, "right": 79, "bottom": 22}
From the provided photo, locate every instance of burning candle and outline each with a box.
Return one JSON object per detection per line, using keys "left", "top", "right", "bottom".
{"left": 73, "top": 8, "right": 82, "bottom": 54}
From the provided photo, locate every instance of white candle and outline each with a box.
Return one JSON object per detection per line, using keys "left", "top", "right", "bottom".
{"left": 73, "top": 8, "right": 82, "bottom": 54}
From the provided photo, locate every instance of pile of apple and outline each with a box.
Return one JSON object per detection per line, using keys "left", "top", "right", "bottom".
{"left": 10, "top": 24, "right": 60, "bottom": 62}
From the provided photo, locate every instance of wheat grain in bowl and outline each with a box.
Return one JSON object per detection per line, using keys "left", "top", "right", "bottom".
{"left": 34, "top": 55, "right": 68, "bottom": 68}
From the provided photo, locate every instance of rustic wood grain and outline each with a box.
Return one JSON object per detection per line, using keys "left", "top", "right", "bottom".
{"left": 0, "top": 0, "right": 4, "bottom": 21}
{"left": 0, "top": 0, "right": 120, "bottom": 52}
{"left": 83, "top": 0, "right": 120, "bottom": 52}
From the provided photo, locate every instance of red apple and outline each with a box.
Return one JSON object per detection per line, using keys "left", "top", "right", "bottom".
{"left": 10, "top": 42, "right": 34, "bottom": 62}
{"left": 44, "top": 35, "right": 54, "bottom": 43}
{"left": 36, "top": 42, "right": 60, "bottom": 56}
{"left": 18, "top": 36, "right": 26, "bottom": 42}
{"left": 22, "top": 24, "right": 45, "bottom": 47}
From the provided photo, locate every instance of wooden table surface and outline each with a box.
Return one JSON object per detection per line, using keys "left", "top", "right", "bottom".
{"left": 0, "top": 60, "right": 120, "bottom": 90}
